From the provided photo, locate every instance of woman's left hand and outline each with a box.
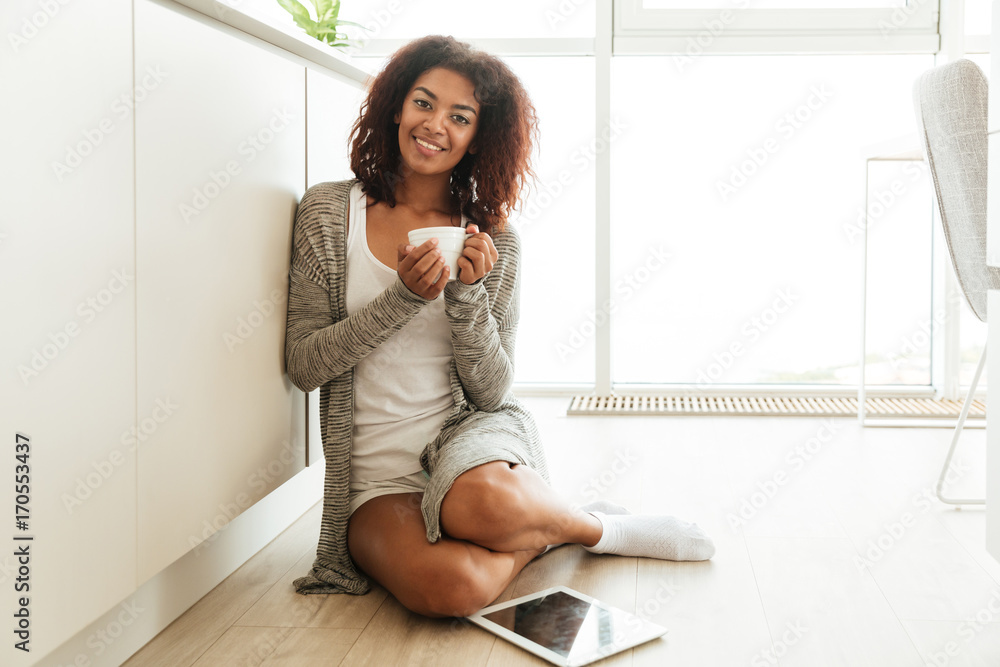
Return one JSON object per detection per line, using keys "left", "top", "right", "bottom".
{"left": 457, "top": 224, "right": 499, "bottom": 285}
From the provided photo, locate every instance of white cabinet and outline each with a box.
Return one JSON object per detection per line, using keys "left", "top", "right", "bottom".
{"left": 2, "top": 0, "right": 361, "bottom": 658}
{"left": 0, "top": 0, "right": 137, "bottom": 657}
{"left": 133, "top": 0, "right": 307, "bottom": 582}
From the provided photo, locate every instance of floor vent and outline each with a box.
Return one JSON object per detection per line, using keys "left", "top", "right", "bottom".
{"left": 566, "top": 395, "right": 986, "bottom": 419}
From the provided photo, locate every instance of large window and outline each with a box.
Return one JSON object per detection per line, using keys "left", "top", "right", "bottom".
{"left": 242, "top": 0, "right": 985, "bottom": 393}
{"left": 609, "top": 54, "right": 935, "bottom": 386}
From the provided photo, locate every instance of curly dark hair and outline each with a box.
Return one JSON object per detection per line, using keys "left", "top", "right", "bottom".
{"left": 349, "top": 35, "right": 539, "bottom": 235}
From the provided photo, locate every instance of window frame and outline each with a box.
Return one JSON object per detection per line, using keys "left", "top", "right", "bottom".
{"left": 614, "top": 0, "right": 941, "bottom": 54}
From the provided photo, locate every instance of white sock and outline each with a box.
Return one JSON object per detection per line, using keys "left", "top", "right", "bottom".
{"left": 577, "top": 499, "right": 631, "bottom": 517}
{"left": 583, "top": 512, "right": 716, "bottom": 561}
{"left": 541, "top": 500, "right": 632, "bottom": 554}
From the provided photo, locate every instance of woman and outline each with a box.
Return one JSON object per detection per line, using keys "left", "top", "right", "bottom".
{"left": 284, "top": 35, "right": 714, "bottom": 619}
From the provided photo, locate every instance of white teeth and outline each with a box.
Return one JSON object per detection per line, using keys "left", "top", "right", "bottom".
{"left": 415, "top": 137, "right": 444, "bottom": 151}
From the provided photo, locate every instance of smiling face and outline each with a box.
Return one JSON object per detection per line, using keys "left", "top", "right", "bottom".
{"left": 394, "top": 67, "right": 480, "bottom": 177}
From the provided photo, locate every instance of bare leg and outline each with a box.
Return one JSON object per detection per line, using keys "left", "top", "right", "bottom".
{"left": 440, "top": 461, "right": 603, "bottom": 553}
{"left": 347, "top": 492, "right": 543, "bottom": 619}
{"left": 442, "top": 462, "right": 716, "bottom": 562}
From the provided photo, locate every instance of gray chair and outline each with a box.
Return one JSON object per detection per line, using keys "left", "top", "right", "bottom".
{"left": 913, "top": 58, "right": 995, "bottom": 506}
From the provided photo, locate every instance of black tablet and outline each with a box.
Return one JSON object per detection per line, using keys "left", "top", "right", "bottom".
{"left": 467, "top": 586, "right": 667, "bottom": 666}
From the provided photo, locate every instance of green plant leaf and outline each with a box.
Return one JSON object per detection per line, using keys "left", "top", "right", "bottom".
{"left": 308, "top": 0, "right": 333, "bottom": 22}
{"left": 299, "top": 15, "right": 321, "bottom": 35}
{"left": 276, "top": 0, "right": 312, "bottom": 23}
{"left": 278, "top": 0, "right": 363, "bottom": 49}
{"left": 277, "top": 0, "right": 323, "bottom": 36}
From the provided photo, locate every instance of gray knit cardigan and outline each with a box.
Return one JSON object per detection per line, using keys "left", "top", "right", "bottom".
{"left": 284, "top": 178, "right": 550, "bottom": 595}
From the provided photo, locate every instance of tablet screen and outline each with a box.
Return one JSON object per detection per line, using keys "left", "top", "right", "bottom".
{"left": 481, "top": 590, "right": 625, "bottom": 661}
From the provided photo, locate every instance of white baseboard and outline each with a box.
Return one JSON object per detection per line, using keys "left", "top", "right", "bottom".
{"left": 38, "top": 463, "right": 324, "bottom": 667}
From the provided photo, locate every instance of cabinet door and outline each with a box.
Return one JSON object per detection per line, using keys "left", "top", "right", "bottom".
{"left": 0, "top": 0, "right": 137, "bottom": 658}
{"left": 134, "top": 0, "right": 306, "bottom": 583}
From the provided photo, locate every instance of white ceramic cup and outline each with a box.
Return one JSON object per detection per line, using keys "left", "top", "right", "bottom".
{"left": 407, "top": 226, "right": 474, "bottom": 282}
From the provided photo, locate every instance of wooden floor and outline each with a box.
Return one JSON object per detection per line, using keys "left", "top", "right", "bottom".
{"left": 124, "top": 397, "right": 1000, "bottom": 667}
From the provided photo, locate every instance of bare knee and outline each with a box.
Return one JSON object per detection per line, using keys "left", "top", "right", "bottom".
{"left": 402, "top": 552, "right": 499, "bottom": 618}
{"left": 442, "top": 463, "right": 524, "bottom": 537}
{"left": 450, "top": 462, "right": 513, "bottom": 505}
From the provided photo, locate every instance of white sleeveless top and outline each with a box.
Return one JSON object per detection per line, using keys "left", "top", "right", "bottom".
{"left": 345, "top": 181, "right": 457, "bottom": 483}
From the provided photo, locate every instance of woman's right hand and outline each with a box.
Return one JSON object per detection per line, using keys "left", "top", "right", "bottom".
{"left": 397, "top": 239, "right": 449, "bottom": 300}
